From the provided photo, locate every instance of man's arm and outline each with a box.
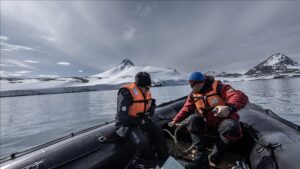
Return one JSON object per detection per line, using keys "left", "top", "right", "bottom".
{"left": 218, "top": 82, "right": 249, "bottom": 111}
{"left": 146, "top": 99, "right": 156, "bottom": 117}
{"left": 172, "top": 95, "right": 196, "bottom": 123}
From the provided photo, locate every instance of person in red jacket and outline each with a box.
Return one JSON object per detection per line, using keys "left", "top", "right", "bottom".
{"left": 169, "top": 72, "right": 248, "bottom": 169}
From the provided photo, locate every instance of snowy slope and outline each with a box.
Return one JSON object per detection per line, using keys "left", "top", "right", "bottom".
{"left": 0, "top": 59, "right": 187, "bottom": 96}
{"left": 84, "top": 59, "right": 185, "bottom": 86}
{"left": 246, "top": 53, "right": 299, "bottom": 75}
{"left": 1, "top": 55, "right": 299, "bottom": 97}
{"left": 204, "top": 71, "right": 242, "bottom": 78}
{"left": 262, "top": 53, "right": 297, "bottom": 67}
{"left": 0, "top": 78, "right": 87, "bottom": 91}
{"left": 92, "top": 59, "right": 134, "bottom": 78}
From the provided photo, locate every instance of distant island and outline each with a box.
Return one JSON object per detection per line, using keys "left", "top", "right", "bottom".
{"left": 205, "top": 52, "right": 300, "bottom": 80}
{"left": 1, "top": 53, "right": 299, "bottom": 97}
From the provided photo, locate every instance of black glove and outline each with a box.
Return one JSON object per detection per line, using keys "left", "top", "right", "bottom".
{"left": 151, "top": 99, "right": 156, "bottom": 108}
{"left": 146, "top": 99, "right": 156, "bottom": 117}
{"left": 116, "top": 126, "right": 130, "bottom": 138}
{"left": 136, "top": 112, "right": 145, "bottom": 118}
{"left": 137, "top": 112, "right": 152, "bottom": 119}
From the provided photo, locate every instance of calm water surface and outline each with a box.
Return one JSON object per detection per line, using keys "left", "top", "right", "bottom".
{"left": 1, "top": 78, "right": 299, "bottom": 158}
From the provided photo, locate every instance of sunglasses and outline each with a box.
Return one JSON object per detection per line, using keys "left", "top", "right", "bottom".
{"left": 189, "top": 81, "right": 204, "bottom": 88}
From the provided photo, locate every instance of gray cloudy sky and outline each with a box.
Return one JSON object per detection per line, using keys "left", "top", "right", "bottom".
{"left": 1, "top": 1, "right": 300, "bottom": 77}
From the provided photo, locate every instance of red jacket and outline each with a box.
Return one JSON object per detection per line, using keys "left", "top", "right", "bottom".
{"left": 172, "top": 76, "right": 248, "bottom": 127}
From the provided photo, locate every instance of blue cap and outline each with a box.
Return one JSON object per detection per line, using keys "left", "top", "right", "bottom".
{"left": 188, "top": 72, "right": 205, "bottom": 81}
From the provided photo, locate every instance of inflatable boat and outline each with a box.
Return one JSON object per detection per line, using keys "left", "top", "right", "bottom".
{"left": 1, "top": 96, "right": 299, "bottom": 169}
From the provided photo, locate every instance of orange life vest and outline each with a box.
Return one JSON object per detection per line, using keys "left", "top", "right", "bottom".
{"left": 193, "top": 80, "right": 225, "bottom": 116}
{"left": 122, "top": 82, "right": 152, "bottom": 117}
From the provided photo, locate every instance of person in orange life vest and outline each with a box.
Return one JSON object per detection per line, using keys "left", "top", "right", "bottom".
{"left": 115, "top": 72, "right": 169, "bottom": 162}
{"left": 169, "top": 72, "right": 248, "bottom": 168}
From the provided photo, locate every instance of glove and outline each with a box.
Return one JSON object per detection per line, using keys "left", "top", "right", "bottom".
{"left": 147, "top": 99, "right": 156, "bottom": 116}
{"left": 136, "top": 112, "right": 145, "bottom": 118}
{"left": 213, "top": 106, "right": 230, "bottom": 118}
{"left": 141, "top": 119, "right": 146, "bottom": 125}
{"left": 116, "top": 126, "right": 130, "bottom": 138}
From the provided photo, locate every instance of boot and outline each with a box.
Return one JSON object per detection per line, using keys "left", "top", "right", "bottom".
{"left": 185, "top": 145, "right": 210, "bottom": 169}
{"left": 209, "top": 140, "right": 228, "bottom": 165}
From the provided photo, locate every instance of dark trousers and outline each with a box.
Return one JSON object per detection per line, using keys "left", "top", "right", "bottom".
{"left": 186, "top": 114, "right": 242, "bottom": 146}
{"left": 127, "top": 118, "right": 169, "bottom": 161}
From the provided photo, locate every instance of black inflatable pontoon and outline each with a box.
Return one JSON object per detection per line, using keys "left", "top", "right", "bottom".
{"left": 1, "top": 96, "right": 300, "bottom": 169}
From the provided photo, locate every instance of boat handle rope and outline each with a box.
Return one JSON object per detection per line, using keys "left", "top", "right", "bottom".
{"left": 98, "top": 136, "right": 107, "bottom": 143}
{"left": 243, "top": 122, "right": 282, "bottom": 151}
{"left": 244, "top": 122, "right": 280, "bottom": 169}
{"left": 163, "top": 122, "right": 194, "bottom": 157}
{"left": 265, "top": 109, "right": 300, "bottom": 131}
{"left": 164, "top": 120, "right": 219, "bottom": 157}
{"left": 163, "top": 123, "right": 185, "bottom": 144}
{"left": 256, "top": 143, "right": 281, "bottom": 153}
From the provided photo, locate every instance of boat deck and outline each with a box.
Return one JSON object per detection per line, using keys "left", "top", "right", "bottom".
{"left": 166, "top": 132, "right": 248, "bottom": 169}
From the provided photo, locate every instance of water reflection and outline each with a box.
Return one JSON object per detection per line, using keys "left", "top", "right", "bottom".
{"left": 230, "top": 78, "right": 300, "bottom": 125}
{"left": 0, "top": 78, "right": 299, "bottom": 158}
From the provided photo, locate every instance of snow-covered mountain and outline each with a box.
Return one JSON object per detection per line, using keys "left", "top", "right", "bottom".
{"left": 92, "top": 59, "right": 134, "bottom": 78}
{"left": 0, "top": 59, "right": 187, "bottom": 97}
{"left": 245, "top": 53, "right": 299, "bottom": 75}
{"left": 204, "top": 71, "right": 242, "bottom": 78}
{"left": 203, "top": 53, "right": 300, "bottom": 82}
{"left": 2, "top": 55, "right": 299, "bottom": 97}
{"left": 88, "top": 59, "right": 186, "bottom": 86}
{"left": 204, "top": 71, "right": 220, "bottom": 77}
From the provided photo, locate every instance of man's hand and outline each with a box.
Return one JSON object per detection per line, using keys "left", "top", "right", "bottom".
{"left": 213, "top": 106, "right": 230, "bottom": 118}
{"left": 168, "top": 121, "right": 176, "bottom": 127}
{"left": 136, "top": 112, "right": 145, "bottom": 118}
{"left": 141, "top": 119, "right": 146, "bottom": 125}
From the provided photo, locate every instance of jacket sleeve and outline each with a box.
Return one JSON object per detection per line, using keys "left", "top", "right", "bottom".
{"left": 172, "top": 94, "right": 196, "bottom": 123}
{"left": 218, "top": 82, "right": 249, "bottom": 111}
{"left": 147, "top": 98, "right": 156, "bottom": 117}
{"left": 115, "top": 88, "right": 141, "bottom": 127}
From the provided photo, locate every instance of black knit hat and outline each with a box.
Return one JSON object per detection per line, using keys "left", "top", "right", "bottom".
{"left": 135, "top": 72, "right": 151, "bottom": 87}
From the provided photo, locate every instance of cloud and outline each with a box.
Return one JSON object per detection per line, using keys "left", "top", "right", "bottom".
{"left": 24, "top": 60, "right": 39, "bottom": 64}
{"left": 38, "top": 74, "right": 59, "bottom": 78}
{"left": 0, "top": 35, "right": 35, "bottom": 51}
{"left": 5, "top": 59, "right": 36, "bottom": 69}
{"left": 1, "top": 1, "right": 299, "bottom": 76}
{"left": 0, "top": 70, "right": 22, "bottom": 77}
{"left": 57, "top": 62, "right": 71, "bottom": 66}
{"left": 1, "top": 43, "right": 34, "bottom": 52}
{"left": 41, "top": 35, "right": 55, "bottom": 42}
{"left": 0, "top": 63, "right": 14, "bottom": 67}
{"left": 0, "top": 70, "right": 32, "bottom": 77}
{"left": 135, "top": 4, "right": 152, "bottom": 17}
{"left": 122, "top": 26, "right": 136, "bottom": 41}
{"left": 0, "top": 36, "right": 9, "bottom": 41}
{"left": 1, "top": 48, "right": 12, "bottom": 52}
{"left": 15, "top": 70, "right": 32, "bottom": 74}
{"left": 78, "top": 70, "right": 83, "bottom": 73}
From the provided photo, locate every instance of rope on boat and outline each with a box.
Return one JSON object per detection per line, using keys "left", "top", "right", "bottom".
{"left": 243, "top": 122, "right": 280, "bottom": 169}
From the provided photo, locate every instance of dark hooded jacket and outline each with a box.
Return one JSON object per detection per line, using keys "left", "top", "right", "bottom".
{"left": 115, "top": 88, "right": 156, "bottom": 128}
